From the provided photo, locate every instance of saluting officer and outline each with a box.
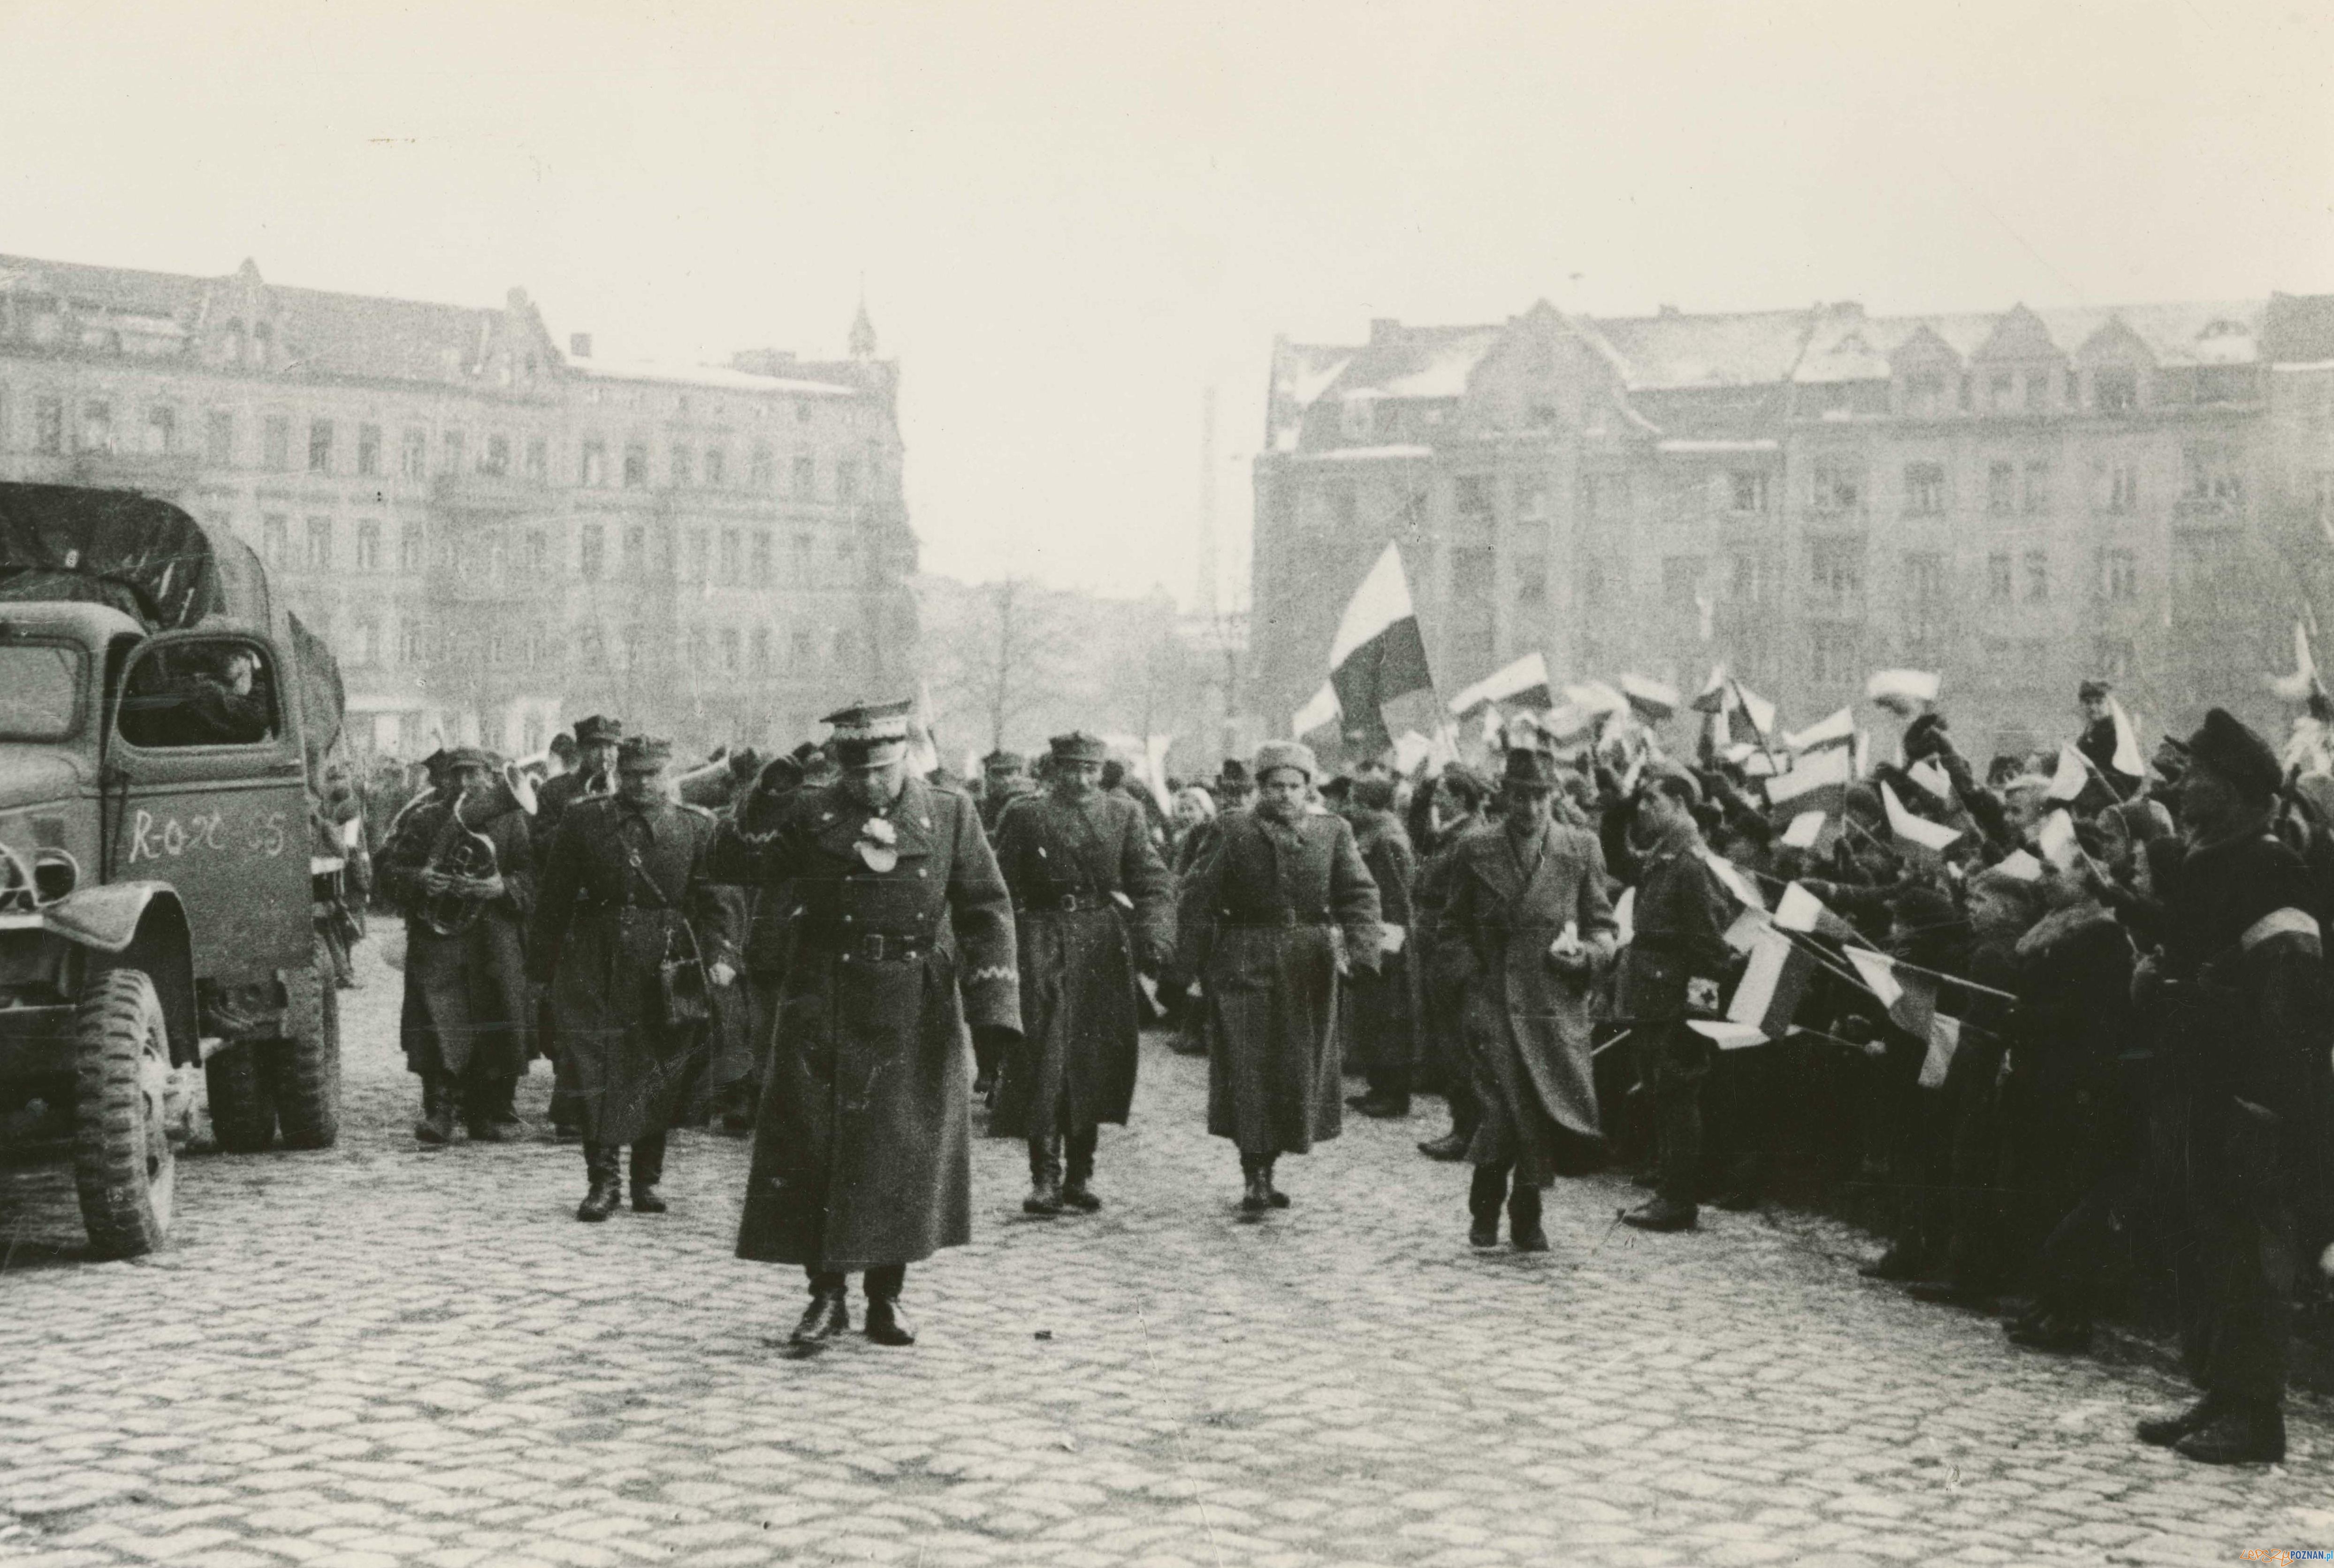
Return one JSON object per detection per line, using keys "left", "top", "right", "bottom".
{"left": 708, "top": 699, "right": 1021, "bottom": 1353}
{"left": 988, "top": 732, "right": 1174, "bottom": 1215}
{"left": 529, "top": 736, "right": 740, "bottom": 1222}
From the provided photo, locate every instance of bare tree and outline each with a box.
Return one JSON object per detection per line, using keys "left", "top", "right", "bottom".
{"left": 927, "top": 575, "right": 1074, "bottom": 754}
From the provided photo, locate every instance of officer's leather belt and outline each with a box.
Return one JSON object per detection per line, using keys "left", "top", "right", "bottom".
{"left": 1218, "top": 909, "right": 1331, "bottom": 927}
{"left": 801, "top": 925, "right": 930, "bottom": 964}
{"left": 1018, "top": 891, "right": 1113, "bottom": 914}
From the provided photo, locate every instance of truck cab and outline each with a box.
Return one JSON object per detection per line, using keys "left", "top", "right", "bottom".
{"left": 0, "top": 598, "right": 340, "bottom": 1258}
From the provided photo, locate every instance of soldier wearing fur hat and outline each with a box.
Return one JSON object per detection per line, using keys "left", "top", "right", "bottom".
{"left": 2131, "top": 708, "right": 2331, "bottom": 1464}
{"left": 378, "top": 746, "right": 537, "bottom": 1146}
{"left": 530, "top": 735, "right": 740, "bottom": 1223}
{"left": 1176, "top": 738, "right": 1382, "bottom": 1214}
{"left": 1615, "top": 766, "right": 1737, "bottom": 1234}
{"left": 987, "top": 731, "right": 1175, "bottom": 1213}
{"left": 1430, "top": 744, "right": 1618, "bottom": 1250}
{"left": 708, "top": 699, "right": 1021, "bottom": 1353}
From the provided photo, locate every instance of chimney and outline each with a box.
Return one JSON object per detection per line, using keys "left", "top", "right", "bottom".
{"left": 1369, "top": 317, "right": 1402, "bottom": 344}
{"left": 568, "top": 332, "right": 592, "bottom": 359}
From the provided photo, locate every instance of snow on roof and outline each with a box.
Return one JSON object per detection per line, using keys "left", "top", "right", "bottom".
{"left": 1589, "top": 309, "right": 1817, "bottom": 390}
{"left": 578, "top": 358, "right": 859, "bottom": 397}
{"left": 1376, "top": 329, "right": 1503, "bottom": 397}
{"left": 1290, "top": 444, "right": 1435, "bottom": 463}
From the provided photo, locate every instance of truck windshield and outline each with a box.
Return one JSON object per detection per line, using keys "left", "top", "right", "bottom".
{"left": 0, "top": 643, "right": 85, "bottom": 740}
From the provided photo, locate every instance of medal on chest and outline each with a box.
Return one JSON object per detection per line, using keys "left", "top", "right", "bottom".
{"left": 856, "top": 814, "right": 899, "bottom": 873}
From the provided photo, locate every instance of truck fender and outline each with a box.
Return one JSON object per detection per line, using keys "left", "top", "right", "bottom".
{"left": 43, "top": 884, "right": 200, "bottom": 1065}
{"left": 42, "top": 880, "right": 181, "bottom": 954}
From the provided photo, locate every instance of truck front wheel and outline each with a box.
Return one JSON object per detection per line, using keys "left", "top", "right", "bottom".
{"left": 73, "top": 969, "right": 176, "bottom": 1258}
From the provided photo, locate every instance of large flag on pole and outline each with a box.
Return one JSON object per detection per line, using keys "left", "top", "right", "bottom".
{"left": 1327, "top": 543, "right": 1434, "bottom": 754}
{"left": 1449, "top": 651, "right": 1551, "bottom": 716}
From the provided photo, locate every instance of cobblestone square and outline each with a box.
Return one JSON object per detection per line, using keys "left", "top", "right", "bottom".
{"left": 4, "top": 940, "right": 2330, "bottom": 1567}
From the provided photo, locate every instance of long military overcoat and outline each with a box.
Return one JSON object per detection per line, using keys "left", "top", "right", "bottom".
{"left": 528, "top": 794, "right": 739, "bottom": 1146}
{"left": 1340, "top": 808, "right": 1421, "bottom": 1077}
{"left": 379, "top": 795, "right": 537, "bottom": 1079}
{"left": 1178, "top": 809, "right": 1381, "bottom": 1156}
{"left": 709, "top": 775, "right": 1021, "bottom": 1272}
{"left": 1433, "top": 818, "right": 1618, "bottom": 1184}
{"left": 987, "top": 789, "right": 1174, "bottom": 1139}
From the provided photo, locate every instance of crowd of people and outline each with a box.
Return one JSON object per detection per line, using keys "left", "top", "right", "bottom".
{"left": 340, "top": 678, "right": 2334, "bottom": 1468}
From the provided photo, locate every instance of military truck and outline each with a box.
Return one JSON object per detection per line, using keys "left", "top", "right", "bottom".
{"left": 0, "top": 483, "right": 345, "bottom": 1257}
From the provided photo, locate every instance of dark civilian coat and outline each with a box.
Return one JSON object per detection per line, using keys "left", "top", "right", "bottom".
{"left": 1434, "top": 818, "right": 1618, "bottom": 1182}
{"left": 988, "top": 790, "right": 1174, "bottom": 1139}
{"left": 379, "top": 796, "right": 536, "bottom": 1079}
{"left": 1615, "top": 823, "right": 1734, "bottom": 1022}
{"left": 1177, "top": 809, "right": 1381, "bottom": 1156}
{"left": 1340, "top": 808, "right": 1421, "bottom": 1076}
{"left": 528, "top": 795, "right": 739, "bottom": 1146}
{"left": 709, "top": 776, "right": 1021, "bottom": 1271}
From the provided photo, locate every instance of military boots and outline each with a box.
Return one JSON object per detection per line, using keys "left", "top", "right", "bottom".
{"left": 1061, "top": 1129, "right": 1101, "bottom": 1212}
{"left": 414, "top": 1073, "right": 456, "bottom": 1146}
{"left": 1023, "top": 1137, "right": 1064, "bottom": 1215}
{"left": 575, "top": 1145, "right": 622, "bottom": 1222}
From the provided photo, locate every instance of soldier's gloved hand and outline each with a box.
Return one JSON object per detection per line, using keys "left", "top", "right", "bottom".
{"left": 708, "top": 961, "right": 738, "bottom": 987}
{"left": 973, "top": 1024, "right": 1020, "bottom": 1061}
{"left": 466, "top": 874, "right": 506, "bottom": 901}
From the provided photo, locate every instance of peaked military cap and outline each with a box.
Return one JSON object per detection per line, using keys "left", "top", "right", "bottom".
{"left": 822, "top": 697, "right": 913, "bottom": 768}
{"left": 616, "top": 735, "right": 673, "bottom": 769}
{"left": 1049, "top": 731, "right": 1108, "bottom": 765}
{"left": 983, "top": 749, "right": 1026, "bottom": 773}
{"left": 573, "top": 714, "right": 625, "bottom": 746}
{"left": 443, "top": 746, "right": 494, "bottom": 774}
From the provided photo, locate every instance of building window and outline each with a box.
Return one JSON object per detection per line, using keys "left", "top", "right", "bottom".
{"left": 401, "top": 428, "right": 427, "bottom": 478}
{"left": 1809, "top": 539, "right": 1862, "bottom": 601}
{"left": 2095, "top": 367, "right": 2139, "bottom": 413}
{"left": 624, "top": 444, "right": 648, "bottom": 488}
{"left": 752, "top": 531, "right": 773, "bottom": 586}
{"left": 1515, "top": 480, "right": 1548, "bottom": 522}
{"left": 2023, "top": 550, "right": 2050, "bottom": 603}
{"left": 720, "top": 529, "right": 742, "bottom": 580}
{"left": 203, "top": 410, "right": 233, "bottom": 466}
{"left": 2183, "top": 443, "right": 2242, "bottom": 505}
{"left": 671, "top": 445, "right": 694, "bottom": 487}
{"left": 791, "top": 629, "right": 816, "bottom": 666}
{"left": 2021, "top": 460, "right": 2051, "bottom": 514}
{"left": 831, "top": 628, "right": 854, "bottom": 665}
{"left": 2105, "top": 463, "right": 2139, "bottom": 514}
{"left": 1987, "top": 552, "right": 2013, "bottom": 601}
{"left": 685, "top": 529, "right": 709, "bottom": 581}
{"left": 622, "top": 525, "right": 647, "bottom": 576}
{"left": 1809, "top": 624, "right": 1859, "bottom": 685}
{"left": 356, "top": 520, "right": 381, "bottom": 571}
{"left": 396, "top": 524, "right": 422, "bottom": 573}
{"left": 836, "top": 459, "right": 860, "bottom": 504}
{"left": 400, "top": 623, "right": 427, "bottom": 666}
{"left": 1454, "top": 474, "right": 1494, "bottom": 518}
{"left": 2024, "top": 372, "right": 2051, "bottom": 411}
{"left": 2094, "top": 637, "right": 2136, "bottom": 682}
{"left": 304, "top": 518, "right": 333, "bottom": 571}
{"left": 145, "top": 405, "right": 176, "bottom": 455}
{"left": 580, "top": 628, "right": 606, "bottom": 670}
{"left": 80, "top": 401, "right": 115, "bottom": 454}
{"left": 1988, "top": 372, "right": 2014, "bottom": 410}
{"left": 1513, "top": 556, "right": 1548, "bottom": 616}
{"left": 686, "top": 627, "right": 710, "bottom": 668}
{"left": 526, "top": 437, "right": 548, "bottom": 480}
{"left": 720, "top": 628, "right": 741, "bottom": 673}
{"left": 354, "top": 619, "right": 380, "bottom": 666}
{"left": 1904, "top": 462, "right": 1946, "bottom": 516}
{"left": 1986, "top": 460, "right": 2015, "bottom": 515}
{"left": 1904, "top": 372, "right": 1948, "bottom": 417}
{"left": 752, "top": 628, "right": 771, "bottom": 673}
{"left": 1810, "top": 462, "right": 1861, "bottom": 512}
{"left": 793, "top": 454, "right": 817, "bottom": 498}
{"left": 580, "top": 440, "right": 606, "bottom": 487}
{"left": 1728, "top": 471, "right": 1770, "bottom": 514}
{"left": 307, "top": 420, "right": 334, "bottom": 473}
{"left": 356, "top": 423, "right": 381, "bottom": 476}
{"left": 705, "top": 448, "right": 726, "bottom": 487}
{"left": 1580, "top": 472, "right": 1630, "bottom": 518}
{"left": 580, "top": 524, "right": 605, "bottom": 581}
{"left": 526, "top": 530, "right": 548, "bottom": 570}
{"left": 2098, "top": 547, "right": 2137, "bottom": 601}
{"left": 751, "top": 446, "right": 775, "bottom": 489}
{"left": 262, "top": 515, "right": 290, "bottom": 568}
{"left": 482, "top": 434, "right": 510, "bottom": 476}
{"left": 34, "top": 396, "right": 65, "bottom": 454}
{"left": 1903, "top": 552, "right": 1945, "bottom": 603}
{"left": 1339, "top": 394, "right": 1377, "bottom": 442}
{"left": 1730, "top": 552, "right": 1776, "bottom": 604}
{"left": 792, "top": 532, "right": 815, "bottom": 581}
{"left": 442, "top": 430, "right": 465, "bottom": 474}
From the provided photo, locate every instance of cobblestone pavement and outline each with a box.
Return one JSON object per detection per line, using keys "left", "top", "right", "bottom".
{"left": 4, "top": 935, "right": 2332, "bottom": 1568}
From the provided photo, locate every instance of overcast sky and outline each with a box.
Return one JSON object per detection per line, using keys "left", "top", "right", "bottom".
{"left": 5, "top": 0, "right": 2328, "bottom": 606}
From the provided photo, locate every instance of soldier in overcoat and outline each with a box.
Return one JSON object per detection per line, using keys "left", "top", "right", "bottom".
{"left": 1432, "top": 746, "right": 1618, "bottom": 1250}
{"left": 1177, "top": 740, "right": 1381, "bottom": 1214}
{"left": 707, "top": 699, "right": 1022, "bottom": 1352}
{"left": 377, "top": 747, "right": 537, "bottom": 1146}
{"left": 529, "top": 737, "right": 740, "bottom": 1222}
{"left": 988, "top": 731, "right": 1174, "bottom": 1214}
{"left": 1341, "top": 775, "right": 1422, "bottom": 1118}
{"left": 532, "top": 714, "right": 623, "bottom": 1139}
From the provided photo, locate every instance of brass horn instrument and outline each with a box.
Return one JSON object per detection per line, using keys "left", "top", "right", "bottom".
{"left": 418, "top": 781, "right": 500, "bottom": 937}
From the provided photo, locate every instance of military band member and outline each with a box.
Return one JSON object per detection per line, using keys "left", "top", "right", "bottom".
{"left": 378, "top": 747, "right": 537, "bottom": 1145}
{"left": 1177, "top": 740, "right": 1381, "bottom": 1214}
{"left": 709, "top": 700, "right": 1022, "bottom": 1353}
{"left": 988, "top": 731, "right": 1174, "bottom": 1214}
{"left": 530, "top": 736, "right": 740, "bottom": 1222}
{"left": 533, "top": 714, "right": 623, "bottom": 1139}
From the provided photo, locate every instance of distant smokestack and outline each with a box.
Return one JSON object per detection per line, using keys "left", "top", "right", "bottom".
{"left": 569, "top": 333, "right": 592, "bottom": 358}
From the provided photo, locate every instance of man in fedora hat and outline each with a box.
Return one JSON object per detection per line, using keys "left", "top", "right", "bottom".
{"left": 1177, "top": 739, "right": 1381, "bottom": 1214}
{"left": 711, "top": 699, "right": 1021, "bottom": 1352}
{"left": 1431, "top": 743, "right": 1618, "bottom": 1251}
{"left": 987, "top": 731, "right": 1174, "bottom": 1215}
{"left": 531, "top": 736, "right": 739, "bottom": 1223}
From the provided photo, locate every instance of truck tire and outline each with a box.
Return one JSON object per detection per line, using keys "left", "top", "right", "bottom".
{"left": 204, "top": 1042, "right": 278, "bottom": 1152}
{"left": 264, "top": 945, "right": 340, "bottom": 1150}
{"left": 73, "top": 969, "right": 176, "bottom": 1259}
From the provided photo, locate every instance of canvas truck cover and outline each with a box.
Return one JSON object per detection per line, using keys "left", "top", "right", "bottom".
{"left": 0, "top": 481, "right": 342, "bottom": 758}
